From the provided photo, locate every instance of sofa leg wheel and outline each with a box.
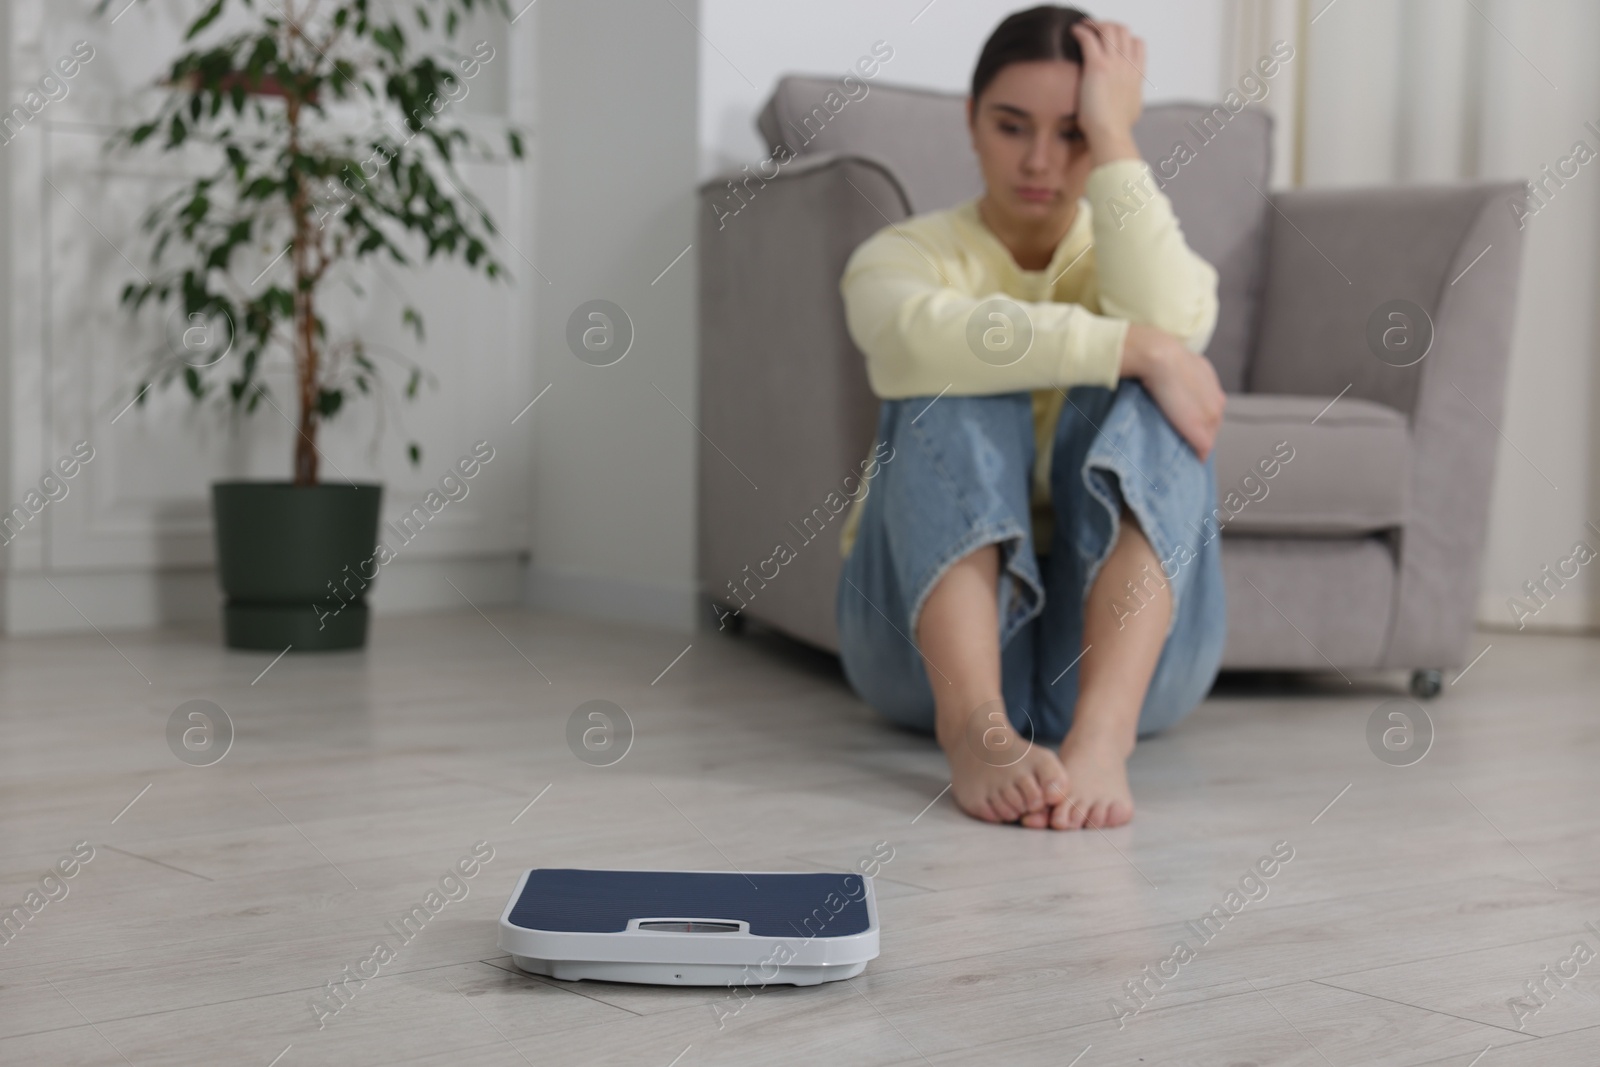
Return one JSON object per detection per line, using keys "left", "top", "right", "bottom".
{"left": 1409, "top": 669, "right": 1443, "bottom": 699}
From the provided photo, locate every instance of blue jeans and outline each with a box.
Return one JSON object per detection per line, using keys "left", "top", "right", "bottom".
{"left": 836, "top": 382, "right": 1226, "bottom": 745}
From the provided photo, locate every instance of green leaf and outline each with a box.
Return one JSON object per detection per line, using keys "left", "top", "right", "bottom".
{"left": 401, "top": 306, "right": 424, "bottom": 341}
{"left": 316, "top": 388, "right": 344, "bottom": 417}
{"left": 372, "top": 24, "right": 405, "bottom": 61}
{"left": 181, "top": 192, "right": 210, "bottom": 223}
{"left": 185, "top": 0, "right": 226, "bottom": 40}
{"left": 408, "top": 442, "right": 422, "bottom": 466}
{"left": 405, "top": 367, "right": 421, "bottom": 399}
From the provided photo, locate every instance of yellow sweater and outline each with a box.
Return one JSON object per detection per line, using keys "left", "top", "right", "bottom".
{"left": 837, "top": 158, "right": 1219, "bottom": 557}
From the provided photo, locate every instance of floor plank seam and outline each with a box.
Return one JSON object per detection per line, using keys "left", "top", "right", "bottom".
{"left": 1309, "top": 925, "right": 1600, "bottom": 985}
{"left": 1307, "top": 978, "right": 1540, "bottom": 1038}
{"left": 96, "top": 843, "right": 216, "bottom": 882}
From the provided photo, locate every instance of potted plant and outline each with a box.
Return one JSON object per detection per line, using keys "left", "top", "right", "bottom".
{"left": 106, "top": 0, "right": 521, "bottom": 650}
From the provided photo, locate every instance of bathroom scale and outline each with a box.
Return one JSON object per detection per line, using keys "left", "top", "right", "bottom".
{"left": 497, "top": 867, "right": 880, "bottom": 986}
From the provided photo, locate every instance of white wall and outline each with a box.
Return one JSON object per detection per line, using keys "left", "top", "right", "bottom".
{"left": 699, "top": 0, "right": 1234, "bottom": 180}
{"left": 529, "top": 0, "right": 701, "bottom": 631}
{"left": 0, "top": 1, "right": 535, "bottom": 633}
{"left": 1470, "top": 1, "right": 1600, "bottom": 631}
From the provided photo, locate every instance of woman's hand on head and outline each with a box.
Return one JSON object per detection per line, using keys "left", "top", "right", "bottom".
{"left": 1119, "top": 323, "right": 1225, "bottom": 460}
{"left": 1071, "top": 20, "right": 1145, "bottom": 159}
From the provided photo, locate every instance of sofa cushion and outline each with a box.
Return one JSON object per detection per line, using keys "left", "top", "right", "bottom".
{"left": 1211, "top": 393, "right": 1409, "bottom": 536}
{"left": 756, "top": 77, "right": 1273, "bottom": 393}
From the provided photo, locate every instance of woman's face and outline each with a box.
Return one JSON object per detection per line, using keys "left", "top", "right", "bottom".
{"left": 967, "top": 59, "right": 1094, "bottom": 228}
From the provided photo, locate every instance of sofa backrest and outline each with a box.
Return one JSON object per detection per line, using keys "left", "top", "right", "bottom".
{"left": 757, "top": 76, "right": 1274, "bottom": 393}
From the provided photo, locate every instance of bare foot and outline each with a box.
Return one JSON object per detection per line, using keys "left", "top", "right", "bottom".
{"left": 1048, "top": 727, "right": 1135, "bottom": 830}
{"left": 936, "top": 702, "right": 1071, "bottom": 827}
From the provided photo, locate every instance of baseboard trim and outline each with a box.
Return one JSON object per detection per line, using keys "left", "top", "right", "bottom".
{"left": 525, "top": 565, "right": 698, "bottom": 633}
{"left": 2, "top": 555, "right": 526, "bottom": 635}
{"left": 1477, "top": 591, "right": 1598, "bottom": 634}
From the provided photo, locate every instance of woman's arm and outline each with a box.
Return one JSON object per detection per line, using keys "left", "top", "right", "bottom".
{"left": 1086, "top": 159, "right": 1220, "bottom": 353}
{"left": 840, "top": 232, "right": 1130, "bottom": 400}
{"left": 1072, "top": 20, "right": 1219, "bottom": 353}
{"left": 841, "top": 226, "right": 1224, "bottom": 458}
{"left": 1075, "top": 18, "right": 1225, "bottom": 458}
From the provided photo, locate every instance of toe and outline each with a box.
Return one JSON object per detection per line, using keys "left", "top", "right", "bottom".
{"left": 1062, "top": 796, "right": 1088, "bottom": 831}
{"left": 1105, "top": 799, "right": 1133, "bottom": 827}
{"left": 1035, "top": 766, "right": 1071, "bottom": 807}
{"left": 1020, "top": 809, "right": 1050, "bottom": 829}
{"left": 1053, "top": 795, "right": 1089, "bottom": 830}
{"left": 1041, "top": 775, "right": 1070, "bottom": 810}
{"left": 1084, "top": 801, "right": 1108, "bottom": 829}
{"left": 997, "top": 784, "right": 1029, "bottom": 821}
{"left": 987, "top": 791, "right": 1020, "bottom": 823}
{"left": 1015, "top": 774, "right": 1045, "bottom": 813}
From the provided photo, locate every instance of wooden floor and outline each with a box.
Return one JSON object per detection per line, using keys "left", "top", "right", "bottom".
{"left": 1, "top": 608, "right": 1597, "bottom": 1066}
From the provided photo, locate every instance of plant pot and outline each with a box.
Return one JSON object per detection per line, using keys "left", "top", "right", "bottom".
{"left": 211, "top": 482, "right": 384, "bottom": 651}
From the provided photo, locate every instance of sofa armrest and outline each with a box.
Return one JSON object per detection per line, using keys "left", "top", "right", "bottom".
{"left": 1248, "top": 181, "right": 1527, "bottom": 669}
{"left": 696, "top": 153, "right": 907, "bottom": 651}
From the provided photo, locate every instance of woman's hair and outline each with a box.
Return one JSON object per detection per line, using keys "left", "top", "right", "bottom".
{"left": 971, "top": 5, "right": 1094, "bottom": 103}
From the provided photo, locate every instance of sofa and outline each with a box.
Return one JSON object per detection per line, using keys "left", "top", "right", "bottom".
{"left": 697, "top": 76, "right": 1526, "bottom": 697}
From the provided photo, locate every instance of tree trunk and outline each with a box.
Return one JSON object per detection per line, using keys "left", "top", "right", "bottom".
{"left": 293, "top": 286, "right": 319, "bottom": 485}
{"left": 288, "top": 76, "right": 319, "bottom": 487}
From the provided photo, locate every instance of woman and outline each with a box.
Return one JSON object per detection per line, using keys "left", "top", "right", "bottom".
{"left": 836, "top": 6, "right": 1227, "bottom": 831}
